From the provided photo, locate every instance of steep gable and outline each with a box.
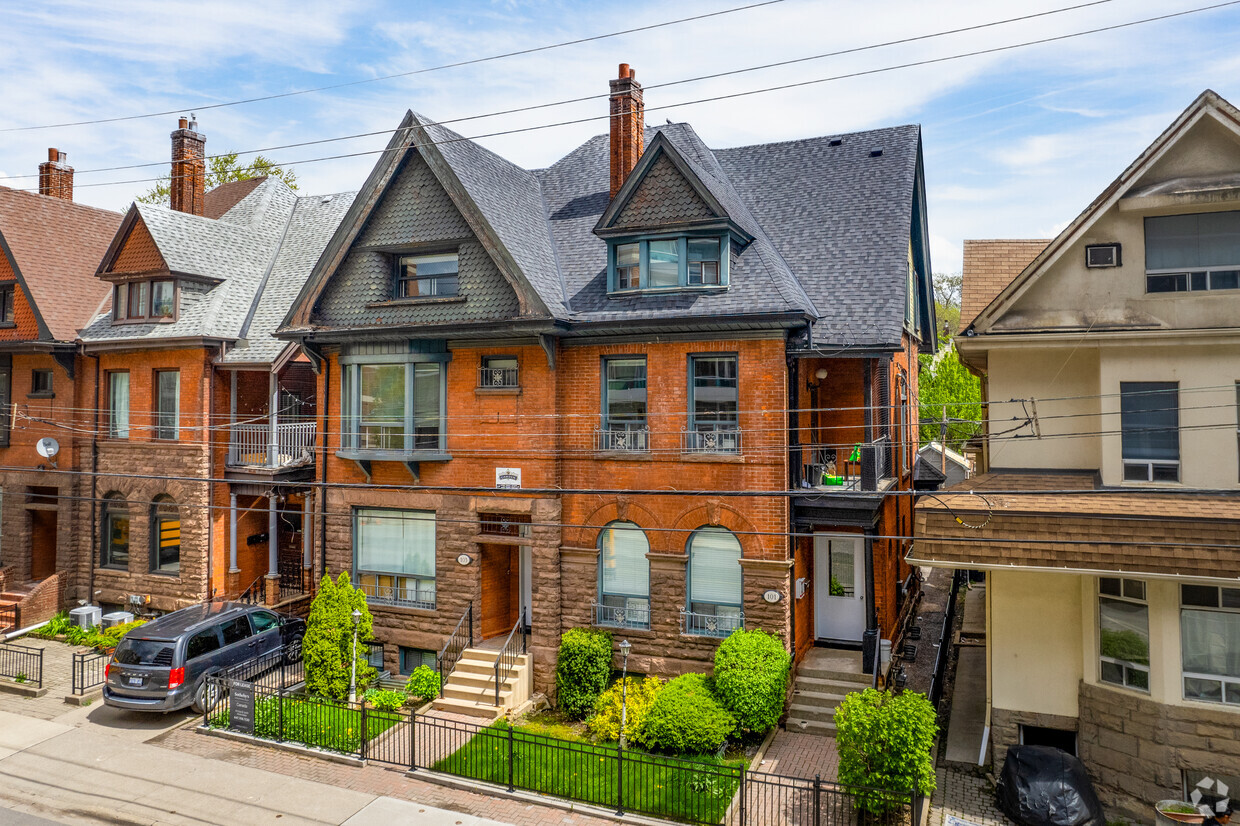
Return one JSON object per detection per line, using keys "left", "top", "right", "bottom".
{"left": 612, "top": 152, "right": 718, "bottom": 229}
{"left": 0, "top": 252, "right": 42, "bottom": 341}
{"left": 110, "top": 218, "right": 169, "bottom": 274}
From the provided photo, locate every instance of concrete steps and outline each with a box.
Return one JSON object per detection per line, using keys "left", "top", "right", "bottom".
{"left": 431, "top": 647, "right": 533, "bottom": 722}
{"left": 786, "top": 650, "right": 869, "bottom": 738}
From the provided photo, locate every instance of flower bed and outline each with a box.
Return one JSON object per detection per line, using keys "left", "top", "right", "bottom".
{"left": 210, "top": 692, "right": 398, "bottom": 754}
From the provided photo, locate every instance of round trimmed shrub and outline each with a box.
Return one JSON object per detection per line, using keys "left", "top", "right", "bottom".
{"left": 555, "top": 628, "right": 613, "bottom": 719}
{"left": 405, "top": 664, "right": 440, "bottom": 705}
{"left": 713, "top": 628, "right": 791, "bottom": 735}
{"left": 834, "top": 688, "right": 937, "bottom": 813}
{"left": 586, "top": 675, "right": 664, "bottom": 742}
{"left": 635, "top": 673, "right": 735, "bottom": 754}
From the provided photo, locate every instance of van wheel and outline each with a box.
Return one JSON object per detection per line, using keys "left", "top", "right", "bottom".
{"left": 193, "top": 680, "right": 221, "bottom": 714}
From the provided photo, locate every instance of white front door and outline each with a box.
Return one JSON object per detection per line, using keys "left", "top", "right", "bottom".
{"left": 814, "top": 534, "right": 866, "bottom": 643}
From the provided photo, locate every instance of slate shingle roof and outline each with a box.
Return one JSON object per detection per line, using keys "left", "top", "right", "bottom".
{"left": 80, "top": 179, "right": 355, "bottom": 365}
{"left": 0, "top": 187, "right": 122, "bottom": 341}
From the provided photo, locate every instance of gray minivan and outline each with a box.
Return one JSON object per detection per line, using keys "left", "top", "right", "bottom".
{"left": 103, "top": 602, "right": 305, "bottom": 713}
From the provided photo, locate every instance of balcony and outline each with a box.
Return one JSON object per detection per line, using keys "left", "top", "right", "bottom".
{"left": 594, "top": 422, "right": 649, "bottom": 453}
{"left": 592, "top": 601, "right": 651, "bottom": 630}
{"left": 681, "top": 425, "right": 741, "bottom": 455}
{"left": 796, "top": 434, "right": 894, "bottom": 492}
{"left": 477, "top": 365, "right": 519, "bottom": 389}
{"left": 227, "top": 421, "right": 316, "bottom": 470}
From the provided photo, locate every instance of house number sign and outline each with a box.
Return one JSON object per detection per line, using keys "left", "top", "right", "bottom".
{"left": 762, "top": 590, "right": 781, "bottom": 604}
{"left": 456, "top": 554, "right": 472, "bottom": 566}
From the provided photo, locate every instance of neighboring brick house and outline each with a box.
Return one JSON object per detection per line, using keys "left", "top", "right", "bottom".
{"left": 914, "top": 90, "right": 1240, "bottom": 817}
{"left": 75, "top": 117, "right": 354, "bottom": 615}
{"left": 281, "top": 64, "right": 935, "bottom": 701}
{"left": 0, "top": 150, "right": 121, "bottom": 631}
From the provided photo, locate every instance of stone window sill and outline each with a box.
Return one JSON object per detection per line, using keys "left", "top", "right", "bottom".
{"left": 593, "top": 451, "right": 653, "bottom": 461}
{"left": 367, "top": 296, "right": 466, "bottom": 308}
{"left": 475, "top": 387, "right": 521, "bottom": 396}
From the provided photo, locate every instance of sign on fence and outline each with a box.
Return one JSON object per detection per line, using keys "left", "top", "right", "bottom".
{"left": 229, "top": 680, "right": 255, "bottom": 735}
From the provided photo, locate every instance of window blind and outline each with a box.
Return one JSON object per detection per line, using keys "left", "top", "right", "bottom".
{"left": 357, "top": 509, "right": 435, "bottom": 577}
{"left": 689, "top": 527, "right": 742, "bottom": 605}
{"left": 1146, "top": 211, "right": 1240, "bottom": 270}
{"left": 600, "top": 522, "right": 649, "bottom": 598}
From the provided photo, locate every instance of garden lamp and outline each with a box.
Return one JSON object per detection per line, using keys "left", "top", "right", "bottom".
{"left": 618, "top": 639, "right": 631, "bottom": 749}
{"left": 349, "top": 608, "right": 362, "bottom": 704}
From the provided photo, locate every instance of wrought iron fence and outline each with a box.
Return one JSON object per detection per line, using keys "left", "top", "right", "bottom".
{"left": 0, "top": 642, "right": 43, "bottom": 688}
{"left": 278, "top": 558, "right": 306, "bottom": 599}
{"left": 594, "top": 424, "right": 649, "bottom": 452}
{"left": 591, "top": 601, "right": 651, "bottom": 630}
{"left": 476, "top": 366, "right": 519, "bottom": 389}
{"left": 682, "top": 608, "right": 744, "bottom": 638}
{"left": 200, "top": 683, "right": 916, "bottom": 826}
{"left": 71, "top": 650, "right": 108, "bottom": 695}
{"left": 355, "top": 573, "right": 435, "bottom": 610}
{"left": 681, "top": 426, "right": 742, "bottom": 455}
{"left": 219, "top": 640, "right": 304, "bottom": 690}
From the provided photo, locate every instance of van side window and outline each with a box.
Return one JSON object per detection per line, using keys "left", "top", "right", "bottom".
{"left": 250, "top": 611, "right": 279, "bottom": 633}
{"left": 221, "top": 616, "right": 252, "bottom": 646}
{"left": 186, "top": 628, "right": 221, "bottom": 661}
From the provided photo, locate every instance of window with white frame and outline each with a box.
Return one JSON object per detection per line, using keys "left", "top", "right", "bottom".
{"left": 1181, "top": 583, "right": 1240, "bottom": 705}
{"left": 1098, "top": 577, "right": 1150, "bottom": 691}
{"left": 341, "top": 355, "right": 447, "bottom": 454}
{"left": 1145, "top": 212, "right": 1240, "bottom": 293}
{"left": 596, "top": 521, "right": 650, "bottom": 629}
{"left": 685, "top": 526, "right": 743, "bottom": 637}
{"left": 1120, "top": 382, "right": 1179, "bottom": 482}
{"left": 354, "top": 508, "right": 436, "bottom": 609}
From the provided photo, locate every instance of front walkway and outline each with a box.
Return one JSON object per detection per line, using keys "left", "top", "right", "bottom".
{"left": 928, "top": 766, "right": 1014, "bottom": 826}
{"left": 0, "top": 638, "right": 92, "bottom": 720}
{"left": 755, "top": 729, "right": 840, "bottom": 780}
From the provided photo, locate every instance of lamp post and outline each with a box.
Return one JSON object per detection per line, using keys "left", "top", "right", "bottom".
{"left": 348, "top": 608, "right": 361, "bottom": 704}
{"left": 618, "top": 639, "right": 631, "bottom": 749}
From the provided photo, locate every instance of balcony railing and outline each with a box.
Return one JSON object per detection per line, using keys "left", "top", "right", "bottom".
{"left": 227, "top": 421, "right": 316, "bottom": 469}
{"left": 681, "top": 608, "right": 743, "bottom": 638}
{"left": 681, "top": 425, "right": 741, "bottom": 455}
{"left": 355, "top": 573, "right": 436, "bottom": 610}
{"left": 795, "top": 434, "right": 894, "bottom": 491}
{"left": 594, "top": 423, "right": 649, "bottom": 453}
{"left": 592, "top": 601, "right": 651, "bottom": 630}
{"left": 477, "top": 366, "right": 519, "bottom": 389}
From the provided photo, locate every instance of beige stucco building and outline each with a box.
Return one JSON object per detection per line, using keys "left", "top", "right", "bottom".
{"left": 915, "top": 91, "right": 1240, "bottom": 820}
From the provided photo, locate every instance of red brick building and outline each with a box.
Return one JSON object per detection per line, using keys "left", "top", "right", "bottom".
{"left": 281, "top": 65, "right": 935, "bottom": 705}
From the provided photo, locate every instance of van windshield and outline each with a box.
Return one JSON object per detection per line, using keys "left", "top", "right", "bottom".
{"left": 113, "top": 639, "right": 174, "bottom": 667}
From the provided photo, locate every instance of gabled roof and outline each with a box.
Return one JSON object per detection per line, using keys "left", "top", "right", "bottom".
{"left": 960, "top": 239, "right": 1048, "bottom": 329}
{"left": 0, "top": 187, "right": 122, "bottom": 342}
{"left": 204, "top": 178, "right": 266, "bottom": 220}
{"left": 82, "top": 178, "right": 355, "bottom": 364}
{"left": 969, "top": 90, "right": 1240, "bottom": 335}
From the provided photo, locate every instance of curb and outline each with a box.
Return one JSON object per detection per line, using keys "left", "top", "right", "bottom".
{"left": 199, "top": 725, "right": 365, "bottom": 767}
{"left": 64, "top": 687, "right": 103, "bottom": 706}
{"left": 0, "top": 681, "right": 47, "bottom": 698}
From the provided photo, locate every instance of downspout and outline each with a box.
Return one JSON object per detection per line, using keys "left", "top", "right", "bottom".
{"left": 88, "top": 351, "right": 99, "bottom": 608}
{"left": 206, "top": 348, "right": 216, "bottom": 602}
{"left": 318, "top": 354, "right": 329, "bottom": 580}
{"left": 786, "top": 349, "right": 798, "bottom": 655}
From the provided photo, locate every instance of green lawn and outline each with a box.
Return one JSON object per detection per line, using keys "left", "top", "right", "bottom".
{"left": 210, "top": 694, "right": 399, "bottom": 754}
{"left": 432, "top": 721, "right": 743, "bottom": 824}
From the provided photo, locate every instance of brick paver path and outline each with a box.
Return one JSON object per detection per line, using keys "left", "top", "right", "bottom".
{"left": 928, "top": 766, "right": 1014, "bottom": 826}
{"left": 0, "top": 638, "right": 92, "bottom": 720}
{"left": 754, "top": 730, "right": 839, "bottom": 780}
{"left": 157, "top": 721, "right": 615, "bottom": 826}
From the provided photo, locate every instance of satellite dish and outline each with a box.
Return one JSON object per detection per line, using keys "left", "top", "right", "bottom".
{"left": 36, "top": 437, "right": 59, "bottom": 459}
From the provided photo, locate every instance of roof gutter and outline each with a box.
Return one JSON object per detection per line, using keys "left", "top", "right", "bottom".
{"left": 80, "top": 336, "right": 234, "bottom": 354}
{"left": 906, "top": 550, "right": 1240, "bottom": 585}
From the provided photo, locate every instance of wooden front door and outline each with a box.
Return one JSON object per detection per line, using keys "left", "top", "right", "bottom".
{"left": 480, "top": 544, "right": 519, "bottom": 639}
{"left": 30, "top": 509, "right": 57, "bottom": 580}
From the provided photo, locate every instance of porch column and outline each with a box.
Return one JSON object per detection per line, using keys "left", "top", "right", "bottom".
{"left": 228, "top": 492, "right": 239, "bottom": 573}
{"left": 268, "top": 374, "right": 279, "bottom": 467}
{"left": 268, "top": 493, "right": 278, "bottom": 578}
{"left": 302, "top": 492, "right": 312, "bottom": 570}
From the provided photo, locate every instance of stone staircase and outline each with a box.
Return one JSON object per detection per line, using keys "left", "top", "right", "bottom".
{"left": 431, "top": 647, "right": 533, "bottom": 721}
{"left": 786, "top": 649, "right": 871, "bottom": 736}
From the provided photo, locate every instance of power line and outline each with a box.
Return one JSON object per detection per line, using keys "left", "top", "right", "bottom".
{"left": 0, "top": 0, "right": 787, "bottom": 134}
{"left": 0, "top": 0, "right": 1118, "bottom": 182}
{"left": 9, "top": 0, "right": 1238, "bottom": 194}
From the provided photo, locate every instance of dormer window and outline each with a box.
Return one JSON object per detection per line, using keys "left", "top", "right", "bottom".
{"left": 114, "top": 278, "right": 176, "bottom": 322}
{"left": 608, "top": 235, "right": 728, "bottom": 294}
{"left": 397, "top": 253, "right": 459, "bottom": 299}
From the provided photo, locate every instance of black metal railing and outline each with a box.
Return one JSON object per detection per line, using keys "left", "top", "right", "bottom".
{"left": 492, "top": 609, "right": 527, "bottom": 707}
{"left": 681, "top": 425, "right": 742, "bottom": 455}
{"left": 681, "top": 608, "right": 743, "bottom": 638}
{"left": 278, "top": 558, "right": 305, "bottom": 600}
{"left": 355, "top": 573, "right": 435, "bottom": 610}
{"left": 796, "top": 435, "right": 895, "bottom": 492}
{"left": 0, "top": 642, "right": 43, "bottom": 688}
{"left": 477, "top": 366, "right": 519, "bottom": 389}
{"left": 437, "top": 602, "right": 473, "bottom": 699}
{"left": 0, "top": 603, "right": 17, "bottom": 634}
{"left": 591, "top": 601, "right": 651, "bottom": 630}
{"left": 929, "top": 569, "right": 966, "bottom": 707}
{"left": 236, "top": 575, "right": 265, "bottom": 605}
{"left": 199, "top": 684, "right": 916, "bottom": 826}
{"left": 219, "top": 640, "right": 304, "bottom": 690}
{"left": 72, "top": 650, "right": 108, "bottom": 695}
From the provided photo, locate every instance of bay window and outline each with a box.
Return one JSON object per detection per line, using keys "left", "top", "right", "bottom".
{"left": 1098, "top": 577, "right": 1149, "bottom": 691}
{"left": 685, "top": 526, "right": 743, "bottom": 637}
{"left": 595, "top": 521, "right": 650, "bottom": 629}
{"left": 340, "top": 351, "right": 448, "bottom": 455}
{"left": 1181, "top": 584, "right": 1240, "bottom": 705}
{"left": 608, "top": 235, "right": 728, "bottom": 293}
{"left": 355, "top": 508, "right": 436, "bottom": 609}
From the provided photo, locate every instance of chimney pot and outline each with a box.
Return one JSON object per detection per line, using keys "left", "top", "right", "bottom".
{"left": 608, "top": 62, "right": 645, "bottom": 199}
{"left": 38, "top": 147, "right": 73, "bottom": 201}
{"left": 178, "top": 117, "right": 188, "bottom": 129}
{"left": 170, "top": 117, "right": 206, "bottom": 216}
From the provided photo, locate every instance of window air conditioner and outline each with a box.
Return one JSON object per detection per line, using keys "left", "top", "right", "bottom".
{"left": 1085, "top": 243, "right": 1121, "bottom": 268}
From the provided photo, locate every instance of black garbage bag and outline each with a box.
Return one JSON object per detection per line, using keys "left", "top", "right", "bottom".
{"left": 996, "top": 745, "right": 1107, "bottom": 826}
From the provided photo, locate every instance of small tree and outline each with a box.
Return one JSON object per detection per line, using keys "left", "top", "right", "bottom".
{"left": 304, "top": 572, "right": 375, "bottom": 701}
{"left": 918, "top": 341, "right": 982, "bottom": 451}
{"left": 834, "top": 688, "right": 938, "bottom": 813}
{"left": 136, "top": 151, "right": 298, "bottom": 207}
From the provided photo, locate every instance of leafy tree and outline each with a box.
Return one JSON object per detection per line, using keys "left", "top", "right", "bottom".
{"left": 136, "top": 152, "right": 298, "bottom": 206}
{"left": 834, "top": 688, "right": 937, "bottom": 813}
{"left": 917, "top": 341, "right": 982, "bottom": 451}
{"left": 933, "top": 271, "right": 963, "bottom": 337}
{"left": 304, "top": 572, "right": 375, "bottom": 701}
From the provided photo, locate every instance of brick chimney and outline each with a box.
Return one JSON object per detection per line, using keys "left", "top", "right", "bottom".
{"left": 609, "top": 63, "right": 644, "bottom": 199}
{"left": 170, "top": 116, "right": 205, "bottom": 215}
{"left": 38, "top": 148, "right": 73, "bottom": 201}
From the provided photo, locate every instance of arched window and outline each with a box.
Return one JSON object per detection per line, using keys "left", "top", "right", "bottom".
{"left": 596, "top": 521, "right": 650, "bottom": 629}
{"left": 101, "top": 493, "right": 129, "bottom": 570}
{"left": 150, "top": 495, "right": 180, "bottom": 574}
{"left": 685, "top": 526, "right": 743, "bottom": 637}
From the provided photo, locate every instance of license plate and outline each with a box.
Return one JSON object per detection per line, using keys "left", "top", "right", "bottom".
{"left": 126, "top": 676, "right": 142, "bottom": 687}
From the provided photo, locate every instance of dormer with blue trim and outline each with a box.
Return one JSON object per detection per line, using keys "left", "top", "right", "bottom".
{"left": 594, "top": 131, "right": 755, "bottom": 296}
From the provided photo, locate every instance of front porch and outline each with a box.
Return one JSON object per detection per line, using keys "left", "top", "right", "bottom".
{"left": 222, "top": 486, "right": 315, "bottom": 610}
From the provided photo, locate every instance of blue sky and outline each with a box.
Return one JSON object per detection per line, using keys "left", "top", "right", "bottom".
{"left": 3, "top": 0, "right": 1240, "bottom": 273}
